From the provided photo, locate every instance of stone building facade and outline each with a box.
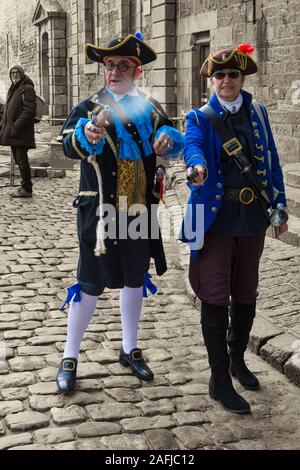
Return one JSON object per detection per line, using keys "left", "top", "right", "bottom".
{"left": 0, "top": 0, "right": 299, "bottom": 163}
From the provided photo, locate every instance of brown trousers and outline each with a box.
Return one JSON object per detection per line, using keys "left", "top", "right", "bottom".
{"left": 189, "top": 230, "right": 266, "bottom": 306}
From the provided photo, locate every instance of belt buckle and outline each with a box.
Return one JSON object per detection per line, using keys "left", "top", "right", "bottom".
{"left": 239, "top": 187, "right": 255, "bottom": 205}
{"left": 222, "top": 137, "right": 243, "bottom": 157}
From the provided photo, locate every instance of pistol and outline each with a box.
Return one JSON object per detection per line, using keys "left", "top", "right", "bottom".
{"left": 91, "top": 105, "right": 110, "bottom": 127}
{"left": 270, "top": 203, "right": 288, "bottom": 227}
{"left": 187, "top": 167, "right": 201, "bottom": 183}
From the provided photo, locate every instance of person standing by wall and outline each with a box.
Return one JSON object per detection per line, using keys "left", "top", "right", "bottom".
{"left": 0, "top": 65, "right": 36, "bottom": 197}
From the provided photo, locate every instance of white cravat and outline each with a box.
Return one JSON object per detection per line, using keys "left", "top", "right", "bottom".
{"left": 110, "top": 87, "right": 139, "bottom": 102}
{"left": 218, "top": 93, "right": 243, "bottom": 114}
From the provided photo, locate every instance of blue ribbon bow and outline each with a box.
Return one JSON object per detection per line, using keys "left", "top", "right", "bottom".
{"left": 143, "top": 272, "right": 157, "bottom": 298}
{"left": 60, "top": 283, "right": 81, "bottom": 311}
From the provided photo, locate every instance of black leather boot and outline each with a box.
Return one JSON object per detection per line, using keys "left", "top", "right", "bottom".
{"left": 201, "top": 302, "right": 251, "bottom": 414}
{"left": 56, "top": 357, "right": 78, "bottom": 393}
{"left": 228, "top": 300, "right": 260, "bottom": 391}
{"left": 119, "top": 347, "right": 154, "bottom": 381}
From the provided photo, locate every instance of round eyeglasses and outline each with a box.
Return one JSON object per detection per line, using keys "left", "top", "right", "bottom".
{"left": 104, "top": 61, "right": 135, "bottom": 73}
{"left": 212, "top": 70, "right": 242, "bottom": 80}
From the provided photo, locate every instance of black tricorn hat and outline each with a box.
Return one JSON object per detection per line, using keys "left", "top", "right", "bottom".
{"left": 200, "top": 44, "right": 258, "bottom": 77}
{"left": 85, "top": 33, "right": 157, "bottom": 65}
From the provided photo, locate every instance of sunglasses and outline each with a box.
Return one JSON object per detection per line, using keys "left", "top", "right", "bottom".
{"left": 212, "top": 70, "right": 242, "bottom": 80}
{"left": 104, "top": 61, "right": 135, "bottom": 72}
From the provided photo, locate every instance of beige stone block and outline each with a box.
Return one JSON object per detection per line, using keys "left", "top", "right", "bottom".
{"left": 152, "top": 70, "right": 175, "bottom": 86}
{"left": 71, "top": 45, "right": 78, "bottom": 56}
{"left": 34, "top": 428, "right": 74, "bottom": 445}
{"left": 152, "top": 20, "right": 175, "bottom": 38}
{"left": 211, "top": 25, "right": 233, "bottom": 48}
{"left": 50, "top": 405, "right": 87, "bottom": 425}
{"left": 152, "top": 86, "right": 176, "bottom": 104}
{"left": 5, "top": 411, "right": 49, "bottom": 432}
{"left": 151, "top": 36, "right": 176, "bottom": 54}
{"left": 152, "top": 4, "right": 175, "bottom": 23}
{"left": 152, "top": 0, "right": 174, "bottom": 6}
{"left": 177, "top": 11, "right": 217, "bottom": 35}
{"left": 86, "top": 403, "right": 140, "bottom": 421}
{"left": 0, "top": 433, "right": 32, "bottom": 451}
{"left": 154, "top": 53, "right": 176, "bottom": 69}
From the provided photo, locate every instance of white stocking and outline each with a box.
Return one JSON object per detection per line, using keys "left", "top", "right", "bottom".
{"left": 63, "top": 291, "right": 98, "bottom": 359}
{"left": 120, "top": 286, "right": 143, "bottom": 354}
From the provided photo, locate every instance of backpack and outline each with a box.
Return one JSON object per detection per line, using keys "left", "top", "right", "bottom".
{"left": 34, "top": 94, "right": 46, "bottom": 123}
{"left": 21, "top": 92, "right": 46, "bottom": 123}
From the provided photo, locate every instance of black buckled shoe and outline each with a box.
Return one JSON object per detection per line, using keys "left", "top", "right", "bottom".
{"left": 119, "top": 347, "right": 154, "bottom": 381}
{"left": 56, "top": 357, "right": 78, "bottom": 393}
{"left": 230, "top": 359, "right": 260, "bottom": 391}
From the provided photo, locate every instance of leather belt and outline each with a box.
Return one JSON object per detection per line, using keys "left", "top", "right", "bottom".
{"left": 224, "top": 187, "right": 257, "bottom": 205}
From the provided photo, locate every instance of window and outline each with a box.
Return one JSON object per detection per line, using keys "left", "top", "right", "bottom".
{"left": 85, "top": 0, "right": 96, "bottom": 64}
{"left": 191, "top": 32, "right": 210, "bottom": 108}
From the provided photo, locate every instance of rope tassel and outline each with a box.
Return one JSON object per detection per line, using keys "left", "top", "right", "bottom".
{"left": 88, "top": 155, "right": 106, "bottom": 256}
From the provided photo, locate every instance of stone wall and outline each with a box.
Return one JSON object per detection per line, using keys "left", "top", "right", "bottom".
{"left": 175, "top": 0, "right": 300, "bottom": 164}
{"left": 0, "top": 0, "right": 299, "bottom": 162}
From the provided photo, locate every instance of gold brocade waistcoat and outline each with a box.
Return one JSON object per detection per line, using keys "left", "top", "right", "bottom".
{"left": 116, "top": 159, "right": 148, "bottom": 212}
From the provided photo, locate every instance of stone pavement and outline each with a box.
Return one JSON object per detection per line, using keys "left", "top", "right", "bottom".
{"left": 0, "top": 165, "right": 300, "bottom": 451}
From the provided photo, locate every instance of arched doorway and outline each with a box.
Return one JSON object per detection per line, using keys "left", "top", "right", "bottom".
{"left": 41, "top": 32, "right": 49, "bottom": 114}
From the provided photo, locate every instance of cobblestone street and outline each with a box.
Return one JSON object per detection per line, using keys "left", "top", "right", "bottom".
{"left": 0, "top": 166, "right": 300, "bottom": 450}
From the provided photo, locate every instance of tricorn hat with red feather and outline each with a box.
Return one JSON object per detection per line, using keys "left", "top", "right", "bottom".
{"left": 200, "top": 44, "right": 258, "bottom": 77}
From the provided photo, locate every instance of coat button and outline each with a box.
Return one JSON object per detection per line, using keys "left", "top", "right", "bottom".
{"left": 110, "top": 194, "right": 114, "bottom": 198}
{"left": 215, "top": 194, "right": 222, "bottom": 200}
{"left": 216, "top": 182, "right": 222, "bottom": 189}
{"left": 113, "top": 241, "right": 118, "bottom": 245}
{"left": 112, "top": 171, "right": 116, "bottom": 176}
{"left": 211, "top": 206, "right": 218, "bottom": 212}
{"left": 128, "top": 123, "right": 131, "bottom": 127}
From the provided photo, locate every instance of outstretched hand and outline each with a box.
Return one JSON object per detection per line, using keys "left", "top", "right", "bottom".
{"left": 84, "top": 121, "right": 107, "bottom": 145}
{"left": 153, "top": 132, "right": 174, "bottom": 156}
{"left": 186, "top": 165, "right": 206, "bottom": 186}
{"left": 274, "top": 222, "right": 288, "bottom": 238}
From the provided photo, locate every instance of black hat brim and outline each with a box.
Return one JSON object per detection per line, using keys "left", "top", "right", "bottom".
{"left": 200, "top": 50, "right": 258, "bottom": 77}
{"left": 85, "top": 34, "right": 157, "bottom": 65}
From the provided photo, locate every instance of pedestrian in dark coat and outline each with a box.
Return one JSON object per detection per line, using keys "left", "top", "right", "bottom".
{"left": 56, "top": 32, "right": 184, "bottom": 393}
{"left": 0, "top": 65, "right": 36, "bottom": 197}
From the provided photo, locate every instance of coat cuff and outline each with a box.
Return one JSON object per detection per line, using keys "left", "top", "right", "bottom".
{"left": 75, "top": 118, "right": 105, "bottom": 156}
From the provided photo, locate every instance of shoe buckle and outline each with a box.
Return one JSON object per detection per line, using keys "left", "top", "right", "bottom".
{"left": 131, "top": 350, "right": 143, "bottom": 361}
{"left": 62, "top": 359, "right": 76, "bottom": 371}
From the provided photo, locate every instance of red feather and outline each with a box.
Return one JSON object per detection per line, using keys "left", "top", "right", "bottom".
{"left": 236, "top": 43, "right": 255, "bottom": 55}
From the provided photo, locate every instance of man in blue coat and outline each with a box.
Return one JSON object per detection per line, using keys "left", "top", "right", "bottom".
{"left": 56, "top": 33, "right": 183, "bottom": 393}
{"left": 181, "top": 44, "right": 288, "bottom": 414}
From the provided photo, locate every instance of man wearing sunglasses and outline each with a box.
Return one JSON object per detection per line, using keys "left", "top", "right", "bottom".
{"left": 181, "top": 45, "right": 288, "bottom": 414}
{"left": 56, "top": 33, "right": 183, "bottom": 393}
